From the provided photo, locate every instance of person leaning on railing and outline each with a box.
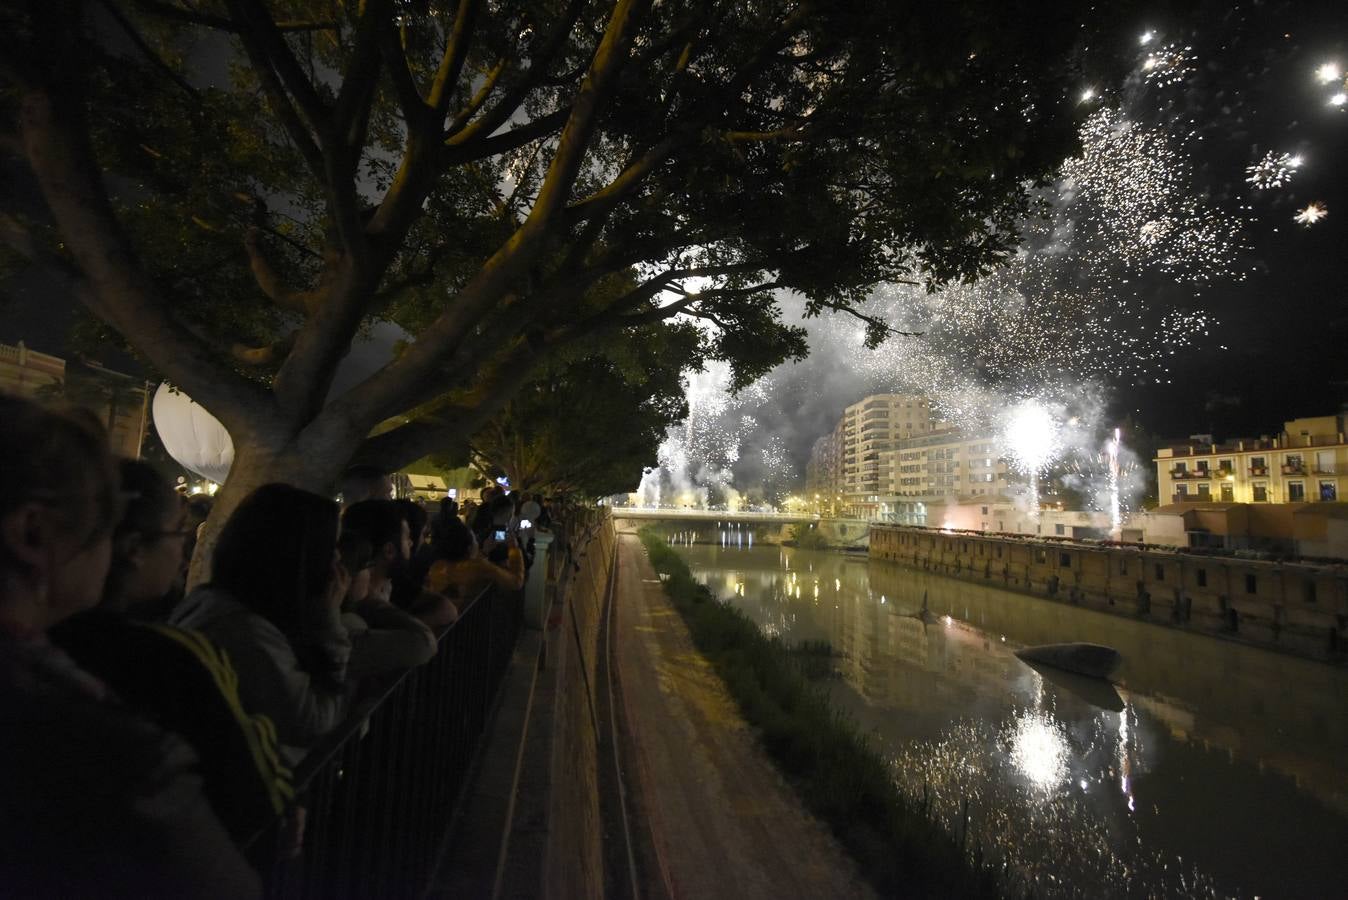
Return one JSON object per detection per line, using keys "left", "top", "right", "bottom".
{"left": 424, "top": 516, "right": 525, "bottom": 604}
{"left": 343, "top": 499, "right": 458, "bottom": 627}
{"left": 334, "top": 530, "right": 437, "bottom": 682}
{"left": 49, "top": 460, "right": 294, "bottom": 845}
{"left": 170, "top": 484, "right": 352, "bottom": 767}
{"left": 0, "top": 394, "right": 260, "bottom": 898}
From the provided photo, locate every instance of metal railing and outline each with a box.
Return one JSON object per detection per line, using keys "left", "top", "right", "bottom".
{"left": 247, "top": 582, "right": 524, "bottom": 900}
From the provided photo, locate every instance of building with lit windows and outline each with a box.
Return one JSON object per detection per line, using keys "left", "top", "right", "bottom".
{"left": 1155, "top": 414, "right": 1348, "bottom": 506}
{"left": 837, "top": 394, "right": 942, "bottom": 517}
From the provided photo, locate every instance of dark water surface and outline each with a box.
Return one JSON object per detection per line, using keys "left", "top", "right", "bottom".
{"left": 671, "top": 542, "right": 1348, "bottom": 899}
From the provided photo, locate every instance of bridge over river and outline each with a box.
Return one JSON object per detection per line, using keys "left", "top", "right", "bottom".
{"left": 610, "top": 506, "right": 817, "bottom": 525}
{"left": 612, "top": 507, "right": 871, "bottom": 549}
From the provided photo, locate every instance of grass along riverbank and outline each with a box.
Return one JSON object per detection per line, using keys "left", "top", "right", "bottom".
{"left": 637, "top": 529, "right": 1007, "bottom": 899}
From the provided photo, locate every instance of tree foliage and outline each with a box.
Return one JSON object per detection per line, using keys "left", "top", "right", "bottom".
{"left": 1, "top": 0, "right": 1111, "bottom": 571}
{"left": 470, "top": 323, "right": 692, "bottom": 496}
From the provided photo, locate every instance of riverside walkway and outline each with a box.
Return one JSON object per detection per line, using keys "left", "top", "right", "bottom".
{"left": 612, "top": 528, "right": 873, "bottom": 899}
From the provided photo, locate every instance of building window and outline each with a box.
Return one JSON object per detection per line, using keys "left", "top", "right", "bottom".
{"left": 1245, "top": 574, "right": 1257, "bottom": 594}
{"left": 1304, "top": 581, "right": 1317, "bottom": 604}
{"left": 981, "top": 506, "right": 989, "bottom": 515}
{"left": 996, "top": 545, "right": 1003, "bottom": 559}
{"left": 1054, "top": 524, "right": 1065, "bottom": 536}
{"left": 1196, "top": 569, "right": 1207, "bottom": 587}
{"left": 1176, "top": 484, "right": 1189, "bottom": 497}
{"left": 1155, "top": 564, "right": 1165, "bottom": 580}
{"left": 1196, "top": 460, "right": 1209, "bottom": 475}
{"left": 1174, "top": 461, "right": 1187, "bottom": 473}
{"left": 1197, "top": 483, "right": 1211, "bottom": 498}
{"left": 1059, "top": 552, "right": 1072, "bottom": 568}
{"left": 1119, "top": 559, "right": 1128, "bottom": 575}
{"left": 1320, "top": 482, "right": 1337, "bottom": 501}
{"left": 1288, "top": 482, "right": 1305, "bottom": 502}
{"left": 1036, "top": 549, "right": 1047, "bottom": 564}
{"left": 1253, "top": 483, "right": 1268, "bottom": 502}
{"left": 1220, "top": 482, "right": 1234, "bottom": 502}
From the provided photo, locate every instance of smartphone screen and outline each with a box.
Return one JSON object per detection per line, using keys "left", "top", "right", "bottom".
{"left": 519, "top": 519, "right": 532, "bottom": 529}
{"left": 493, "top": 529, "right": 507, "bottom": 541}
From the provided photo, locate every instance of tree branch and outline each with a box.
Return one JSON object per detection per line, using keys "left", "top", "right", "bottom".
{"left": 223, "top": 3, "right": 324, "bottom": 177}
{"left": 443, "top": 0, "right": 587, "bottom": 146}
{"left": 244, "top": 228, "right": 313, "bottom": 315}
{"left": 231, "top": 331, "right": 298, "bottom": 366}
{"left": 443, "top": 106, "right": 570, "bottom": 162}
{"left": 11, "top": 74, "right": 269, "bottom": 434}
{"left": 428, "top": 0, "right": 480, "bottom": 115}
{"left": 378, "top": 14, "right": 431, "bottom": 130}
{"left": 351, "top": 339, "right": 547, "bottom": 471}
{"left": 97, "top": 0, "right": 199, "bottom": 99}
{"left": 133, "top": 1, "right": 337, "bottom": 33}
{"left": 345, "top": 0, "right": 650, "bottom": 426}
{"left": 226, "top": 0, "right": 330, "bottom": 135}
{"left": 333, "top": 0, "right": 389, "bottom": 149}
{"left": 445, "top": 58, "right": 505, "bottom": 135}
{"left": 814, "top": 299, "right": 923, "bottom": 338}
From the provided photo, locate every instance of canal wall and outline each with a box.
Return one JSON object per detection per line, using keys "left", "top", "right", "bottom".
{"left": 439, "top": 511, "right": 618, "bottom": 898}
{"left": 869, "top": 524, "right": 1348, "bottom": 661}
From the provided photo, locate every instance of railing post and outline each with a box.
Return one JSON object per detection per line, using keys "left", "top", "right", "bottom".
{"left": 524, "top": 531, "right": 554, "bottom": 629}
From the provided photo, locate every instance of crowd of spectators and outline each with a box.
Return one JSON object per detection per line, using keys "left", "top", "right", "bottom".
{"left": 0, "top": 394, "right": 554, "bottom": 896}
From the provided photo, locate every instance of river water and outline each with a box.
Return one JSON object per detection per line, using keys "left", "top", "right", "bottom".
{"left": 668, "top": 540, "right": 1348, "bottom": 899}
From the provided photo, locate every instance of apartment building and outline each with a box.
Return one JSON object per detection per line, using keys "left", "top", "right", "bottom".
{"left": 886, "top": 428, "right": 1016, "bottom": 501}
{"left": 805, "top": 430, "right": 840, "bottom": 507}
{"left": 1155, "top": 414, "right": 1348, "bottom": 506}
{"left": 839, "top": 394, "right": 939, "bottom": 517}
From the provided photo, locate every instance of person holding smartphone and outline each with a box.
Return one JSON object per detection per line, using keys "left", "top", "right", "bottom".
{"left": 424, "top": 517, "right": 524, "bottom": 606}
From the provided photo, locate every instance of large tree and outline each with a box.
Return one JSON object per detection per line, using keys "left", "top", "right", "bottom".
{"left": 1, "top": 0, "right": 1102, "bottom": 574}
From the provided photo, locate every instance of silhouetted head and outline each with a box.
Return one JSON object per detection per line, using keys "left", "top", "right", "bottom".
{"left": 210, "top": 483, "right": 340, "bottom": 638}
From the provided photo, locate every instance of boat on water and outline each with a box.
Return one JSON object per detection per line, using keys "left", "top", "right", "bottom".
{"left": 1013, "top": 642, "right": 1122, "bottom": 681}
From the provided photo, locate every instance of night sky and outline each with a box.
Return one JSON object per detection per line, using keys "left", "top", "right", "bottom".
{"left": 2, "top": 0, "right": 1345, "bottom": 451}
{"left": 1116, "top": 0, "right": 1348, "bottom": 438}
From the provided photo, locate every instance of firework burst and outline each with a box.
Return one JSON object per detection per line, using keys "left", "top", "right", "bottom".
{"left": 1294, "top": 202, "right": 1328, "bottom": 226}
{"left": 1244, "top": 151, "right": 1303, "bottom": 190}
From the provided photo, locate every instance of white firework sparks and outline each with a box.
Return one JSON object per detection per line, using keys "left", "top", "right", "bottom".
{"left": 1294, "top": 202, "right": 1328, "bottom": 226}
{"left": 1141, "top": 43, "right": 1195, "bottom": 87}
{"left": 636, "top": 46, "right": 1242, "bottom": 508}
{"left": 1057, "top": 109, "right": 1243, "bottom": 283}
{"left": 1244, "top": 151, "right": 1303, "bottom": 190}
{"left": 1316, "top": 62, "right": 1342, "bottom": 85}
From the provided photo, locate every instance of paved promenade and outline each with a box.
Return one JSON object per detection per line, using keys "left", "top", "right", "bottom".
{"left": 612, "top": 530, "right": 874, "bottom": 900}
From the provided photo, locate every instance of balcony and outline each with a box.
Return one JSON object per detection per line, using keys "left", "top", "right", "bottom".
{"left": 1282, "top": 463, "right": 1306, "bottom": 476}
{"left": 1248, "top": 466, "right": 1268, "bottom": 476}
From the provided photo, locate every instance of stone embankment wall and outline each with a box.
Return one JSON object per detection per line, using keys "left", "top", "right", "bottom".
{"left": 542, "top": 512, "right": 617, "bottom": 898}
{"left": 870, "top": 524, "right": 1348, "bottom": 661}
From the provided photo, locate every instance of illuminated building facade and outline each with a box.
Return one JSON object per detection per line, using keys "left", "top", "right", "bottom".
{"left": 1155, "top": 414, "right": 1348, "bottom": 506}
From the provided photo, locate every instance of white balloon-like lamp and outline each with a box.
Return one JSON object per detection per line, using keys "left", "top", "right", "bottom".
{"left": 151, "top": 383, "right": 235, "bottom": 484}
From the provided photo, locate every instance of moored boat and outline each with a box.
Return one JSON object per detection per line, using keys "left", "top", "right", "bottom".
{"left": 1013, "top": 642, "right": 1121, "bottom": 681}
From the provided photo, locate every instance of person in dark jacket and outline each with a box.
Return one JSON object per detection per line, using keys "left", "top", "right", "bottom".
{"left": 171, "top": 484, "right": 350, "bottom": 766}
